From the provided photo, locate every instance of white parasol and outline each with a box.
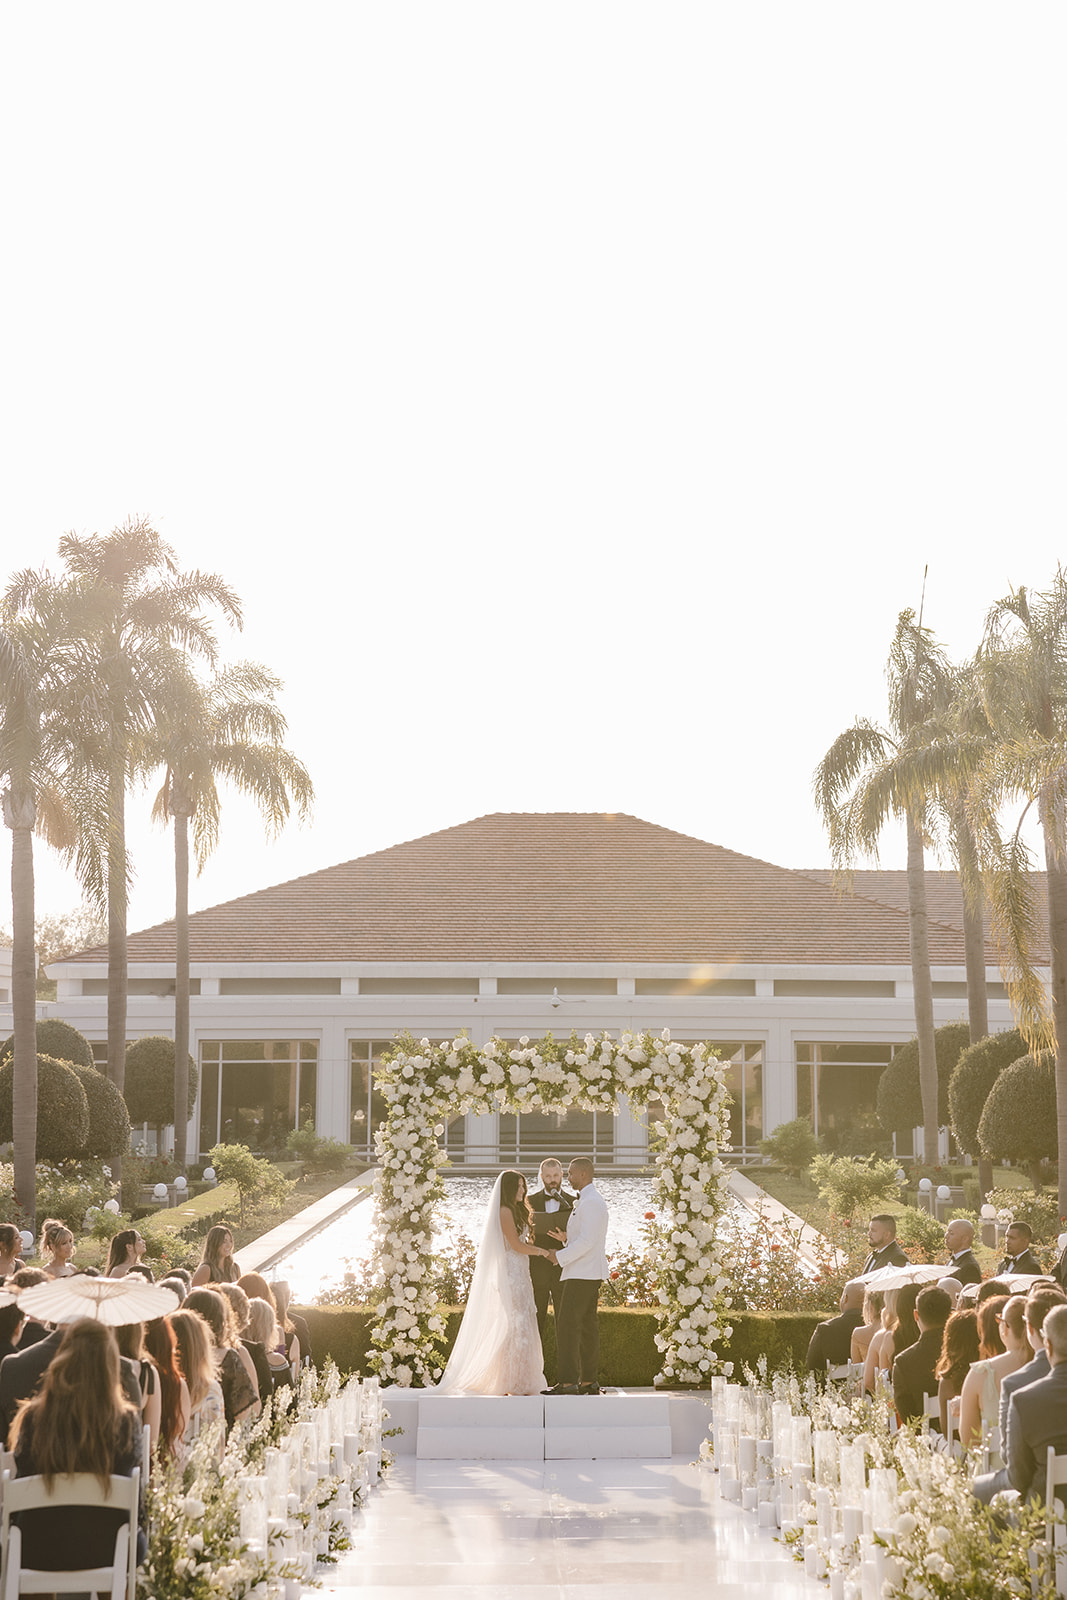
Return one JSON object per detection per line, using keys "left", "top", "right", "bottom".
{"left": 856, "top": 1262, "right": 948, "bottom": 1290}
{"left": 971, "top": 1272, "right": 1056, "bottom": 1296}
{"left": 18, "top": 1276, "right": 179, "bottom": 1326}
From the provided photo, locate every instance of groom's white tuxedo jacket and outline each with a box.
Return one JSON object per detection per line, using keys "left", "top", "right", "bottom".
{"left": 555, "top": 1184, "right": 609, "bottom": 1281}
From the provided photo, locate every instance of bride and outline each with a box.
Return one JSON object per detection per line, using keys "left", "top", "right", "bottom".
{"left": 438, "top": 1170, "right": 553, "bottom": 1395}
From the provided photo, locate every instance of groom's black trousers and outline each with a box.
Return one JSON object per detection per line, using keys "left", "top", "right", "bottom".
{"left": 555, "top": 1277, "right": 601, "bottom": 1387}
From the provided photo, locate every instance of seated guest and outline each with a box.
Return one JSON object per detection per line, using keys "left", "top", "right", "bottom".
{"left": 0, "top": 1302, "right": 26, "bottom": 1363}
{"left": 806, "top": 1281, "right": 866, "bottom": 1377}
{"left": 273, "top": 1280, "right": 311, "bottom": 1370}
{"left": 246, "top": 1297, "right": 293, "bottom": 1392}
{"left": 0, "top": 1223, "right": 25, "bottom": 1279}
{"left": 184, "top": 1289, "right": 260, "bottom": 1429}
{"left": 143, "top": 1315, "right": 190, "bottom": 1460}
{"left": 851, "top": 1289, "right": 884, "bottom": 1365}
{"left": 1001, "top": 1303, "right": 1067, "bottom": 1501}
{"left": 997, "top": 1221, "right": 1043, "bottom": 1277}
{"left": 1, "top": 1309, "right": 140, "bottom": 1442}
{"left": 126, "top": 1263, "right": 156, "bottom": 1283}
{"left": 191, "top": 1225, "right": 240, "bottom": 1287}
{"left": 944, "top": 1218, "right": 982, "bottom": 1285}
{"left": 8, "top": 1319, "right": 145, "bottom": 1567}
{"left": 238, "top": 1274, "right": 301, "bottom": 1369}
{"left": 861, "top": 1214, "right": 908, "bottom": 1274}
{"left": 6, "top": 1266, "right": 49, "bottom": 1348}
{"left": 106, "top": 1229, "right": 148, "bottom": 1279}
{"left": 863, "top": 1289, "right": 897, "bottom": 1395}
{"left": 157, "top": 1275, "right": 188, "bottom": 1305}
{"left": 883, "top": 1282, "right": 922, "bottom": 1373}
{"left": 893, "top": 1285, "right": 952, "bottom": 1426}
{"left": 960, "top": 1279, "right": 1010, "bottom": 1310}
{"left": 169, "top": 1309, "right": 224, "bottom": 1450}
{"left": 217, "top": 1283, "right": 273, "bottom": 1408}
{"left": 973, "top": 1286, "right": 1067, "bottom": 1502}
{"left": 958, "top": 1295, "right": 1029, "bottom": 1453}
{"left": 115, "top": 1321, "right": 162, "bottom": 1459}
{"left": 935, "top": 1307, "right": 979, "bottom": 1436}
{"left": 167, "top": 1267, "right": 193, "bottom": 1290}
{"left": 37, "top": 1219, "right": 75, "bottom": 1279}
{"left": 937, "top": 1277, "right": 963, "bottom": 1309}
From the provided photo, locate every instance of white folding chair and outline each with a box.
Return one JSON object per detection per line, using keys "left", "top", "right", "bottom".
{"left": 922, "top": 1393, "right": 941, "bottom": 1428}
{"left": 0, "top": 1467, "right": 140, "bottom": 1600}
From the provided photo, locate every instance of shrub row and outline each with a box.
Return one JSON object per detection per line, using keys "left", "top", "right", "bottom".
{"left": 293, "top": 1304, "right": 823, "bottom": 1386}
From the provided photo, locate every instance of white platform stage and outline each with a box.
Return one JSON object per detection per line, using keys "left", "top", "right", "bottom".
{"left": 381, "top": 1389, "right": 713, "bottom": 1460}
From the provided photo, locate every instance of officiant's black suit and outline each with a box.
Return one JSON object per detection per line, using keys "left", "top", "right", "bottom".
{"left": 528, "top": 1186, "right": 575, "bottom": 1338}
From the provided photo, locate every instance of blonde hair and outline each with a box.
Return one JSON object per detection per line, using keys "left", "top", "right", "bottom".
{"left": 246, "top": 1296, "right": 280, "bottom": 1349}
{"left": 169, "top": 1309, "right": 216, "bottom": 1410}
{"left": 38, "top": 1217, "right": 72, "bottom": 1261}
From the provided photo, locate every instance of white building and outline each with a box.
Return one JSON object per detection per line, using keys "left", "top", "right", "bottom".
{"left": 44, "top": 812, "right": 1025, "bottom": 1165}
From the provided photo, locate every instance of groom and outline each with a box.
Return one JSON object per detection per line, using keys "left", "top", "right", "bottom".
{"left": 544, "top": 1156, "right": 609, "bottom": 1396}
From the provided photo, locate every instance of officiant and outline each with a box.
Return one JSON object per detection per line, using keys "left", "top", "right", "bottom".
{"left": 528, "top": 1158, "right": 575, "bottom": 1341}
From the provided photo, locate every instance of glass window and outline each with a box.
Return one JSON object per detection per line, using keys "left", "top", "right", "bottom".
{"left": 348, "top": 1041, "right": 393, "bottom": 1157}
{"left": 198, "top": 1040, "right": 318, "bottom": 1152}
{"left": 795, "top": 1041, "right": 896, "bottom": 1146}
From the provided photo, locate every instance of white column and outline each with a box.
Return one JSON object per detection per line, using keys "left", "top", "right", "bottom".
{"left": 317, "top": 1019, "right": 348, "bottom": 1142}
{"left": 465, "top": 1112, "right": 498, "bottom": 1164}
{"left": 761, "top": 1019, "right": 794, "bottom": 1136}
{"left": 616, "top": 1096, "right": 645, "bottom": 1166}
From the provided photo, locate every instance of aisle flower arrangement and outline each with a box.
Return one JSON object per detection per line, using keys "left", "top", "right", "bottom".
{"left": 140, "top": 1363, "right": 386, "bottom": 1600}
{"left": 369, "top": 1029, "right": 733, "bottom": 1386}
{"left": 700, "top": 1362, "right": 1058, "bottom": 1600}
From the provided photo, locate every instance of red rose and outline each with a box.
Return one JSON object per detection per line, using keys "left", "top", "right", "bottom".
{"left": 610, "top": 1271, "right": 620, "bottom": 1280}
{"left": 644, "top": 1211, "right": 655, "bottom": 1220}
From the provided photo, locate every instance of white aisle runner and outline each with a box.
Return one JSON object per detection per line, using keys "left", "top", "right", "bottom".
{"left": 311, "top": 1456, "right": 827, "bottom": 1599}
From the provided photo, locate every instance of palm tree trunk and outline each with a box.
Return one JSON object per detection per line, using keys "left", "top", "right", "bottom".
{"left": 173, "top": 809, "right": 190, "bottom": 1172}
{"left": 1042, "top": 808, "right": 1067, "bottom": 1218}
{"left": 5, "top": 793, "right": 36, "bottom": 1228}
{"left": 957, "top": 819, "right": 992, "bottom": 1197}
{"left": 906, "top": 811, "right": 939, "bottom": 1166}
{"left": 106, "top": 757, "right": 128, "bottom": 1197}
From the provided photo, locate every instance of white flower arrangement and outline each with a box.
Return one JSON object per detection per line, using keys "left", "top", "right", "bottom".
{"left": 369, "top": 1029, "right": 733, "bottom": 1386}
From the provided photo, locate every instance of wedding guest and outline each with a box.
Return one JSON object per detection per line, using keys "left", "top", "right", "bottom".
{"left": 115, "top": 1321, "right": 162, "bottom": 1459}
{"left": 143, "top": 1315, "right": 190, "bottom": 1460}
{"left": 190, "top": 1224, "right": 240, "bottom": 1287}
{"left": 126, "top": 1263, "right": 156, "bottom": 1283}
{"left": 0, "top": 1223, "right": 25, "bottom": 1278}
{"left": 957, "top": 1295, "right": 1015, "bottom": 1451}
{"left": 0, "top": 1309, "right": 141, "bottom": 1441}
{"left": 936, "top": 1277, "right": 963, "bottom": 1308}
{"left": 238, "top": 1274, "right": 301, "bottom": 1368}
{"left": 8, "top": 1319, "right": 145, "bottom": 1568}
{"left": 893, "top": 1284, "right": 952, "bottom": 1426}
{"left": 943, "top": 1218, "right": 982, "bottom": 1286}
{"left": 106, "top": 1229, "right": 147, "bottom": 1279}
{"left": 6, "top": 1266, "right": 49, "bottom": 1348}
{"left": 860, "top": 1214, "right": 908, "bottom": 1274}
{"left": 246, "top": 1297, "right": 293, "bottom": 1392}
{"left": 805, "top": 1281, "right": 866, "bottom": 1377}
{"left": 169, "top": 1308, "right": 224, "bottom": 1450}
{"left": 167, "top": 1267, "right": 193, "bottom": 1290}
{"left": 973, "top": 1286, "right": 1067, "bottom": 1502}
{"left": 37, "top": 1219, "right": 75, "bottom": 1278}
{"left": 996, "top": 1221, "right": 1043, "bottom": 1277}
{"left": 882, "top": 1282, "right": 922, "bottom": 1372}
{"left": 217, "top": 1283, "right": 273, "bottom": 1407}
{"left": 862, "top": 1289, "right": 898, "bottom": 1395}
{"left": 184, "top": 1288, "right": 259, "bottom": 1428}
{"left": 1001, "top": 1304, "right": 1067, "bottom": 1501}
{"left": 976, "top": 1278, "right": 1011, "bottom": 1305}
{"left": 273, "top": 1280, "right": 311, "bottom": 1370}
{"left": 851, "top": 1289, "right": 885, "bottom": 1364}
{"left": 935, "top": 1306, "right": 979, "bottom": 1435}
{"left": 0, "top": 1302, "right": 26, "bottom": 1363}
{"left": 157, "top": 1274, "right": 188, "bottom": 1305}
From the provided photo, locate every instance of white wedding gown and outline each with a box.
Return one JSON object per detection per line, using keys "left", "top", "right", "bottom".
{"left": 437, "top": 1174, "right": 547, "bottom": 1395}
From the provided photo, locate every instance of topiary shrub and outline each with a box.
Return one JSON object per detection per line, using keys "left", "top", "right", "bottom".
{"left": 758, "top": 1117, "right": 819, "bottom": 1177}
{"left": 0, "top": 1053, "right": 89, "bottom": 1162}
{"left": 123, "top": 1036, "right": 198, "bottom": 1142}
{"left": 73, "top": 1065, "right": 131, "bottom": 1159}
{"left": 0, "top": 1018, "right": 96, "bottom": 1070}
{"left": 977, "top": 1050, "right": 1056, "bottom": 1192}
{"left": 948, "top": 1028, "right": 1028, "bottom": 1158}
{"left": 876, "top": 1020, "right": 971, "bottom": 1132}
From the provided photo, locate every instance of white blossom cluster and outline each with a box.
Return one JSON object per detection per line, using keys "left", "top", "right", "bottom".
{"left": 369, "top": 1029, "right": 733, "bottom": 1386}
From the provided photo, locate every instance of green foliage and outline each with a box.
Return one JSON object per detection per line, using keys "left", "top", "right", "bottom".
{"left": 0, "top": 1157, "right": 118, "bottom": 1234}
{"left": 948, "top": 1028, "right": 1027, "bottom": 1158}
{"left": 758, "top": 1117, "right": 819, "bottom": 1177}
{"left": 977, "top": 1050, "right": 1056, "bottom": 1180}
{"left": 808, "top": 1152, "right": 901, "bottom": 1221}
{"left": 73, "top": 1064, "right": 131, "bottom": 1158}
{"left": 142, "top": 1222, "right": 198, "bottom": 1275}
{"left": 893, "top": 1203, "right": 948, "bottom": 1261}
{"left": 284, "top": 1121, "right": 351, "bottom": 1172}
{"left": 86, "top": 1205, "right": 133, "bottom": 1242}
{"left": 0, "top": 1053, "right": 89, "bottom": 1162}
{"left": 984, "top": 1186, "right": 1061, "bottom": 1243}
{"left": 208, "top": 1141, "right": 291, "bottom": 1224}
{"left": 124, "top": 1036, "right": 198, "bottom": 1132}
{"left": 0, "top": 1017, "right": 95, "bottom": 1070}
{"left": 876, "top": 1020, "right": 971, "bottom": 1131}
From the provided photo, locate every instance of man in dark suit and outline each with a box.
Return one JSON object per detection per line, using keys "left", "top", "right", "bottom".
{"left": 860, "top": 1214, "right": 908, "bottom": 1275}
{"left": 943, "top": 1218, "right": 982, "bottom": 1286}
{"left": 805, "top": 1280, "right": 865, "bottom": 1377}
{"left": 972, "top": 1286, "right": 1067, "bottom": 1503}
{"left": 0, "top": 1321, "right": 141, "bottom": 1442}
{"left": 996, "top": 1220, "right": 1044, "bottom": 1277}
{"left": 892, "top": 1285, "right": 952, "bottom": 1427}
{"left": 528, "top": 1158, "right": 575, "bottom": 1344}
{"left": 1002, "top": 1303, "right": 1067, "bottom": 1502}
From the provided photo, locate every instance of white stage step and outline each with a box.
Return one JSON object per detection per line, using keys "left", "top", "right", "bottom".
{"left": 381, "top": 1389, "right": 711, "bottom": 1460}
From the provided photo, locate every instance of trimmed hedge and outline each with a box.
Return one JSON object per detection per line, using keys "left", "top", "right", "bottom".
{"left": 293, "top": 1304, "right": 822, "bottom": 1386}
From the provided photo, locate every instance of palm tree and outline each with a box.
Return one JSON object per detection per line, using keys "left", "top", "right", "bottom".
{"left": 968, "top": 571, "right": 1067, "bottom": 1212}
{"left": 6, "top": 520, "right": 242, "bottom": 1112}
{"left": 814, "top": 611, "right": 956, "bottom": 1166}
{"left": 142, "top": 660, "right": 314, "bottom": 1169}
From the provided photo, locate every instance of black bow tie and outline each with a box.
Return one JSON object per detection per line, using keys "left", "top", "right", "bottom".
{"left": 544, "top": 1188, "right": 560, "bottom": 1196}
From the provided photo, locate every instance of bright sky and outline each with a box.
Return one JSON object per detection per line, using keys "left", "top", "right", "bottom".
{"left": 1, "top": 5, "right": 1064, "bottom": 939}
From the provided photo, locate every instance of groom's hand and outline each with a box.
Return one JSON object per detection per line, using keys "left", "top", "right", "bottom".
{"left": 548, "top": 1251, "right": 559, "bottom": 1265}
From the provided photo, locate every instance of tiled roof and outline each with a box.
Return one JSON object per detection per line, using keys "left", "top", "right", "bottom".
{"left": 802, "top": 868, "right": 1051, "bottom": 966}
{"left": 63, "top": 813, "right": 978, "bottom": 968}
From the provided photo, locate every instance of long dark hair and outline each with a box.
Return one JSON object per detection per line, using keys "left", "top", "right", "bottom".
{"left": 935, "top": 1307, "right": 979, "bottom": 1388}
{"left": 9, "top": 1319, "right": 137, "bottom": 1489}
{"left": 889, "top": 1282, "right": 922, "bottom": 1360}
{"left": 144, "top": 1316, "right": 186, "bottom": 1458}
{"left": 106, "top": 1229, "right": 139, "bottom": 1274}
{"left": 500, "top": 1171, "right": 532, "bottom": 1236}
{"left": 200, "top": 1225, "right": 237, "bottom": 1282}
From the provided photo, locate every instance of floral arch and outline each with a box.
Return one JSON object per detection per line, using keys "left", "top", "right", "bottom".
{"left": 368, "top": 1030, "right": 734, "bottom": 1387}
